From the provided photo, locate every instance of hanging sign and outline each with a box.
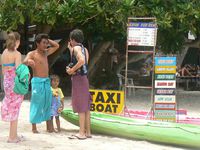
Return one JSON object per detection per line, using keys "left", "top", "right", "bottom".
{"left": 127, "top": 22, "right": 157, "bottom": 46}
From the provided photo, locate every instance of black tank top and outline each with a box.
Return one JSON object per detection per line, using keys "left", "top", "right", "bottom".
{"left": 71, "top": 44, "right": 88, "bottom": 75}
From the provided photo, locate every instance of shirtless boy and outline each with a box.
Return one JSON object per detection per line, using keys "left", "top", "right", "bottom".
{"left": 23, "top": 34, "right": 59, "bottom": 133}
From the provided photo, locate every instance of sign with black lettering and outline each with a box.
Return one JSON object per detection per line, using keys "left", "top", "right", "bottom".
{"left": 127, "top": 22, "right": 156, "bottom": 46}
{"left": 89, "top": 89, "right": 124, "bottom": 114}
{"left": 155, "top": 74, "right": 175, "bottom": 80}
{"left": 155, "top": 88, "right": 175, "bottom": 95}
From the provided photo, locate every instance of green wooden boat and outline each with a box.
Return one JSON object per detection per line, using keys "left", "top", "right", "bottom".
{"left": 61, "top": 109, "right": 200, "bottom": 148}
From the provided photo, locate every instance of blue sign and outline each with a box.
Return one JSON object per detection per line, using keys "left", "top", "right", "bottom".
{"left": 155, "top": 57, "right": 176, "bottom": 66}
{"left": 129, "top": 22, "right": 156, "bottom": 28}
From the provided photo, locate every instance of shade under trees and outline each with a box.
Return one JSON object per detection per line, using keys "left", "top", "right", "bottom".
{"left": 1, "top": 0, "right": 200, "bottom": 89}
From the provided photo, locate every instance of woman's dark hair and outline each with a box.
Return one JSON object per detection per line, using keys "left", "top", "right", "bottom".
{"left": 69, "top": 29, "right": 84, "bottom": 43}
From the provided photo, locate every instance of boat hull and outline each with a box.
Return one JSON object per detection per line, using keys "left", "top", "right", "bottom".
{"left": 61, "top": 109, "right": 200, "bottom": 148}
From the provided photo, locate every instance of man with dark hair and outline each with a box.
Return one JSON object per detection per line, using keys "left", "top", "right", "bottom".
{"left": 23, "top": 33, "right": 59, "bottom": 133}
{"left": 67, "top": 29, "right": 91, "bottom": 139}
{"left": 34, "top": 34, "right": 49, "bottom": 45}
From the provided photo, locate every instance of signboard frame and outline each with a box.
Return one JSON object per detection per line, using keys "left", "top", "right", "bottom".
{"left": 125, "top": 17, "right": 157, "bottom": 119}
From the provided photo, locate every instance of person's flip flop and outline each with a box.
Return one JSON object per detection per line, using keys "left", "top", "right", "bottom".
{"left": 7, "top": 138, "right": 20, "bottom": 143}
{"left": 68, "top": 135, "right": 77, "bottom": 139}
{"left": 68, "top": 134, "right": 87, "bottom": 140}
{"left": 86, "top": 135, "right": 92, "bottom": 138}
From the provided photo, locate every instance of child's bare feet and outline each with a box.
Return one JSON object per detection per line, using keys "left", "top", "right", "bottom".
{"left": 48, "top": 129, "right": 57, "bottom": 133}
{"left": 54, "top": 130, "right": 58, "bottom": 133}
{"left": 47, "top": 129, "right": 53, "bottom": 133}
{"left": 32, "top": 129, "right": 39, "bottom": 133}
{"left": 55, "top": 127, "right": 61, "bottom": 132}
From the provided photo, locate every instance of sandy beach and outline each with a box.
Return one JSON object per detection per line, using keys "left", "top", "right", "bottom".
{"left": 0, "top": 89, "right": 199, "bottom": 150}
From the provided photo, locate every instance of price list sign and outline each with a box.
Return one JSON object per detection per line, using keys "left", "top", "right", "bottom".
{"left": 127, "top": 22, "right": 156, "bottom": 46}
{"left": 154, "top": 57, "right": 176, "bottom": 122}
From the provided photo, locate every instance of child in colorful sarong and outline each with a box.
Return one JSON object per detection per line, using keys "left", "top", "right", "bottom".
{"left": 1, "top": 32, "right": 25, "bottom": 143}
{"left": 23, "top": 34, "right": 59, "bottom": 133}
{"left": 49, "top": 75, "right": 64, "bottom": 132}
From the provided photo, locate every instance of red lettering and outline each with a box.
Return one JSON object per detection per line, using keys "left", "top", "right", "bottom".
{"left": 168, "top": 82, "right": 174, "bottom": 86}
{"left": 157, "top": 82, "right": 167, "bottom": 86}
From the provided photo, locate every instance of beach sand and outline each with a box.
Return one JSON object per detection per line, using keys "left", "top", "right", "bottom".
{"left": 0, "top": 89, "right": 199, "bottom": 150}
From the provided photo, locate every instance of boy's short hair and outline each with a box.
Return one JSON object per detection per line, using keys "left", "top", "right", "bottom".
{"left": 69, "top": 29, "right": 84, "bottom": 43}
{"left": 35, "top": 33, "right": 49, "bottom": 44}
{"left": 50, "top": 74, "right": 60, "bottom": 81}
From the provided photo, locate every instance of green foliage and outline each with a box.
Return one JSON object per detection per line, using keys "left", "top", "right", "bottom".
{"left": 142, "top": 0, "right": 200, "bottom": 52}
{"left": 0, "top": 0, "right": 200, "bottom": 53}
{"left": 33, "top": 0, "right": 58, "bottom": 25}
{"left": 0, "top": 0, "right": 26, "bottom": 31}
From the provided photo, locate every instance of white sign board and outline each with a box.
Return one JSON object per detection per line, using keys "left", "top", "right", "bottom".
{"left": 128, "top": 22, "right": 156, "bottom": 46}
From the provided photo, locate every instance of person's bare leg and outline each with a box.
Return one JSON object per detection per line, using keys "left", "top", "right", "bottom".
{"left": 55, "top": 116, "right": 60, "bottom": 132}
{"left": 51, "top": 117, "right": 57, "bottom": 132}
{"left": 78, "top": 112, "right": 86, "bottom": 138}
{"left": 181, "top": 68, "right": 186, "bottom": 76}
{"left": 46, "top": 121, "right": 49, "bottom": 131}
{"left": 49, "top": 117, "right": 56, "bottom": 133}
{"left": 46, "top": 120, "right": 54, "bottom": 133}
{"left": 85, "top": 111, "right": 91, "bottom": 137}
{"left": 32, "top": 123, "right": 39, "bottom": 133}
{"left": 8, "top": 120, "right": 18, "bottom": 142}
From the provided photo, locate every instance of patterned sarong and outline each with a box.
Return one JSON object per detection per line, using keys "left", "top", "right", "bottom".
{"left": 71, "top": 74, "right": 91, "bottom": 113}
{"left": 30, "top": 77, "right": 52, "bottom": 123}
{"left": 1, "top": 68, "right": 24, "bottom": 121}
{"left": 51, "top": 96, "right": 61, "bottom": 117}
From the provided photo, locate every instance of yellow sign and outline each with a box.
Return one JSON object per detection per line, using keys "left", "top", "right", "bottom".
{"left": 89, "top": 89, "right": 124, "bottom": 114}
{"left": 155, "top": 66, "right": 176, "bottom": 74}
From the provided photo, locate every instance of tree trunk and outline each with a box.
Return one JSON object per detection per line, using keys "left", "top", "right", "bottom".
{"left": 88, "top": 41, "right": 112, "bottom": 78}
{"left": 176, "top": 38, "right": 200, "bottom": 66}
{"left": 176, "top": 46, "right": 189, "bottom": 66}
